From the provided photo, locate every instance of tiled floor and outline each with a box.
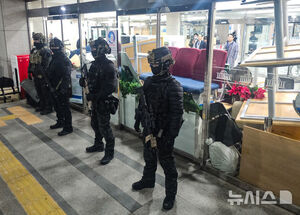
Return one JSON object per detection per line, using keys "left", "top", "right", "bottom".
{"left": 0, "top": 101, "right": 295, "bottom": 215}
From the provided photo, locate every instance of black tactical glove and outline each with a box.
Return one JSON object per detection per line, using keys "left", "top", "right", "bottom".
{"left": 79, "top": 77, "right": 86, "bottom": 87}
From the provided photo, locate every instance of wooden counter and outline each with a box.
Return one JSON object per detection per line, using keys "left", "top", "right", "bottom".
{"left": 239, "top": 126, "right": 300, "bottom": 207}
{"left": 236, "top": 92, "right": 300, "bottom": 140}
{"left": 240, "top": 44, "right": 300, "bottom": 67}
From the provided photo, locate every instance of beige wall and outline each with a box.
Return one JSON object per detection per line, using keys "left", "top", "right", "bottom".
{"left": 0, "top": 0, "right": 30, "bottom": 78}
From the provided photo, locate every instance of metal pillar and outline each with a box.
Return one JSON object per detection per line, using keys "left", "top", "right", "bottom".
{"left": 265, "top": 0, "right": 285, "bottom": 130}
{"left": 24, "top": 2, "right": 32, "bottom": 50}
{"left": 282, "top": 0, "right": 289, "bottom": 45}
{"left": 274, "top": 0, "right": 284, "bottom": 58}
{"left": 133, "top": 35, "right": 138, "bottom": 73}
{"left": 60, "top": 19, "right": 64, "bottom": 43}
{"left": 267, "top": 67, "right": 276, "bottom": 118}
{"left": 156, "top": 11, "right": 161, "bottom": 48}
{"left": 116, "top": 12, "right": 122, "bottom": 126}
{"left": 200, "top": 1, "right": 216, "bottom": 165}
{"left": 77, "top": 0, "right": 87, "bottom": 114}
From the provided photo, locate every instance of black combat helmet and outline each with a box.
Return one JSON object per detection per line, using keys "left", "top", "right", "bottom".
{"left": 89, "top": 37, "right": 111, "bottom": 59}
{"left": 32, "top": 33, "right": 46, "bottom": 49}
{"left": 50, "top": 37, "right": 64, "bottom": 54}
{"left": 32, "top": 32, "right": 46, "bottom": 44}
{"left": 147, "top": 47, "right": 174, "bottom": 76}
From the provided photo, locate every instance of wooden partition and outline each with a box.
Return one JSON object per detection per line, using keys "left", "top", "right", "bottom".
{"left": 239, "top": 126, "right": 300, "bottom": 206}
{"left": 122, "top": 38, "right": 164, "bottom": 74}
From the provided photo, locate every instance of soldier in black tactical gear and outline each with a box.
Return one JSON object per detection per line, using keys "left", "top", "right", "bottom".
{"left": 79, "top": 37, "right": 118, "bottom": 165}
{"left": 28, "top": 33, "right": 53, "bottom": 115}
{"left": 132, "top": 47, "right": 184, "bottom": 210}
{"left": 47, "top": 38, "right": 73, "bottom": 136}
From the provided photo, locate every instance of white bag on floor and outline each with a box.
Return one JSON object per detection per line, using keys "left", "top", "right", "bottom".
{"left": 208, "top": 141, "right": 239, "bottom": 173}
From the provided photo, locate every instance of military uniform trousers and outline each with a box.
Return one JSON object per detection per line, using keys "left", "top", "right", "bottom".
{"left": 90, "top": 100, "right": 115, "bottom": 152}
{"left": 142, "top": 137, "right": 178, "bottom": 198}
{"left": 51, "top": 92, "right": 72, "bottom": 130}
{"left": 34, "top": 77, "right": 52, "bottom": 111}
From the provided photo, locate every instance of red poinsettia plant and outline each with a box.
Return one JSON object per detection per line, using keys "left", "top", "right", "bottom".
{"left": 228, "top": 83, "right": 266, "bottom": 101}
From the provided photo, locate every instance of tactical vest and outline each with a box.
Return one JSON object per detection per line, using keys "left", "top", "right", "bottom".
{"left": 29, "top": 49, "right": 43, "bottom": 76}
{"left": 145, "top": 79, "right": 170, "bottom": 132}
{"left": 87, "top": 65, "right": 101, "bottom": 94}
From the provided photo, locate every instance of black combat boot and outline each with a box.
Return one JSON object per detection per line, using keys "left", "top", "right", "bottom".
{"left": 100, "top": 140, "right": 115, "bottom": 165}
{"left": 132, "top": 180, "right": 155, "bottom": 191}
{"left": 40, "top": 108, "right": 53, "bottom": 115}
{"left": 162, "top": 196, "right": 175, "bottom": 210}
{"left": 100, "top": 150, "right": 114, "bottom": 165}
{"left": 35, "top": 106, "right": 42, "bottom": 112}
{"left": 86, "top": 139, "right": 104, "bottom": 153}
{"left": 58, "top": 127, "right": 73, "bottom": 136}
{"left": 50, "top": 121, "right": 64, "bottom": 129}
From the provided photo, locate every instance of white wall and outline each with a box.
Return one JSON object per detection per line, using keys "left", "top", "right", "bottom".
{"left": 0, "top": 0, "right": 30, "bottom": 78}
{"left": 166, "top": 13, "right": 180, "bottom": 36}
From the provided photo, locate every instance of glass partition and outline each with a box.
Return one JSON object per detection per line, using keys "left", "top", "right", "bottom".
{"left": 28, "top": 17, "right": 46, "bottom": 48}
{"left": 47, "top": 18, "right": 62, "bottom": 40}
{"left": 119, "top": 14, "right": 157, "bottom": 75}
{"left": 80, "top": 12, "right": 117, "bottom": 65}
{"left": 62, "top": 18, "right": 80, "bottom": 61}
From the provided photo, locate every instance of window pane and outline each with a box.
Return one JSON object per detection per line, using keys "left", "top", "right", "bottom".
{"left": 44, "top": 0, "right": 77, "bottom": 8}
{"left": 79, "top": 0, "right": 99, "bottom": 2}
{"left": 27, "top": 1, "right": 42, "bottom": 9}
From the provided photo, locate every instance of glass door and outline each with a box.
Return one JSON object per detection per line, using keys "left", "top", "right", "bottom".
{"left": 46, "top": 15, "right": 82, "bottom": 105}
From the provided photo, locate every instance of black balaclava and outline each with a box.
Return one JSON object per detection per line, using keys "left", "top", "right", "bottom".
{"left": 147, "top": 47, "right": 174, "bottom": 76}
{"left": 89, "top": 37, "right": 111, "bottom": 61}
{"left": 50, "top": 37, "right": 64, "bottom": 55}
{"left": 34, "top": 42, "right": 44, "bottom": 50}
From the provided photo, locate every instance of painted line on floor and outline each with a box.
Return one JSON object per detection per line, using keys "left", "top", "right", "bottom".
{"left": 0, "top": 133, "right": 79, "bottom": 215}
{"left": 0, "top": 136, "right": 67, "bottom": 215}
{"left": 7, "top": 111, "right": 142, "bottom": 213}
{"left": 47, "top": 113, "right": 166, "bottom": 187}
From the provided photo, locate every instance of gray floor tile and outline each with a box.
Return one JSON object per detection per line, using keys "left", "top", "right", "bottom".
{"left": 0, "top": 101, "right": 294, "bottom": 215}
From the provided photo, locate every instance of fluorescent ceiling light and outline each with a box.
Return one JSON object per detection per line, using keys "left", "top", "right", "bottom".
{"left": 84, "top": 12, "right": 116, "bottom": 19}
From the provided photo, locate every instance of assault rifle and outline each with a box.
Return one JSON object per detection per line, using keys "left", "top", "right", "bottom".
{"left": 134, "top": 87, "right": 157, "bottom": 149}
{"left": 80, "top": 64, "right": 92, "bottom": 111}
{"left": 38, "top": 63, "right": 61, "bottom": 100}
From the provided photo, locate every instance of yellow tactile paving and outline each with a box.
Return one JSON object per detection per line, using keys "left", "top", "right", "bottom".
{"left": 0, "top": 120, "right": 6, "bottom": 127}
{"left": 0, "top": 115, "right": 17, "bottom": 121}
{"left": 0, "top": 141, "right": 66, "bottom": 215}
{"left": 7, "top": 106, "right": 43, "bottom": 125}
{"left": 0, "top": 115, "right": 16, "bottom": 127}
